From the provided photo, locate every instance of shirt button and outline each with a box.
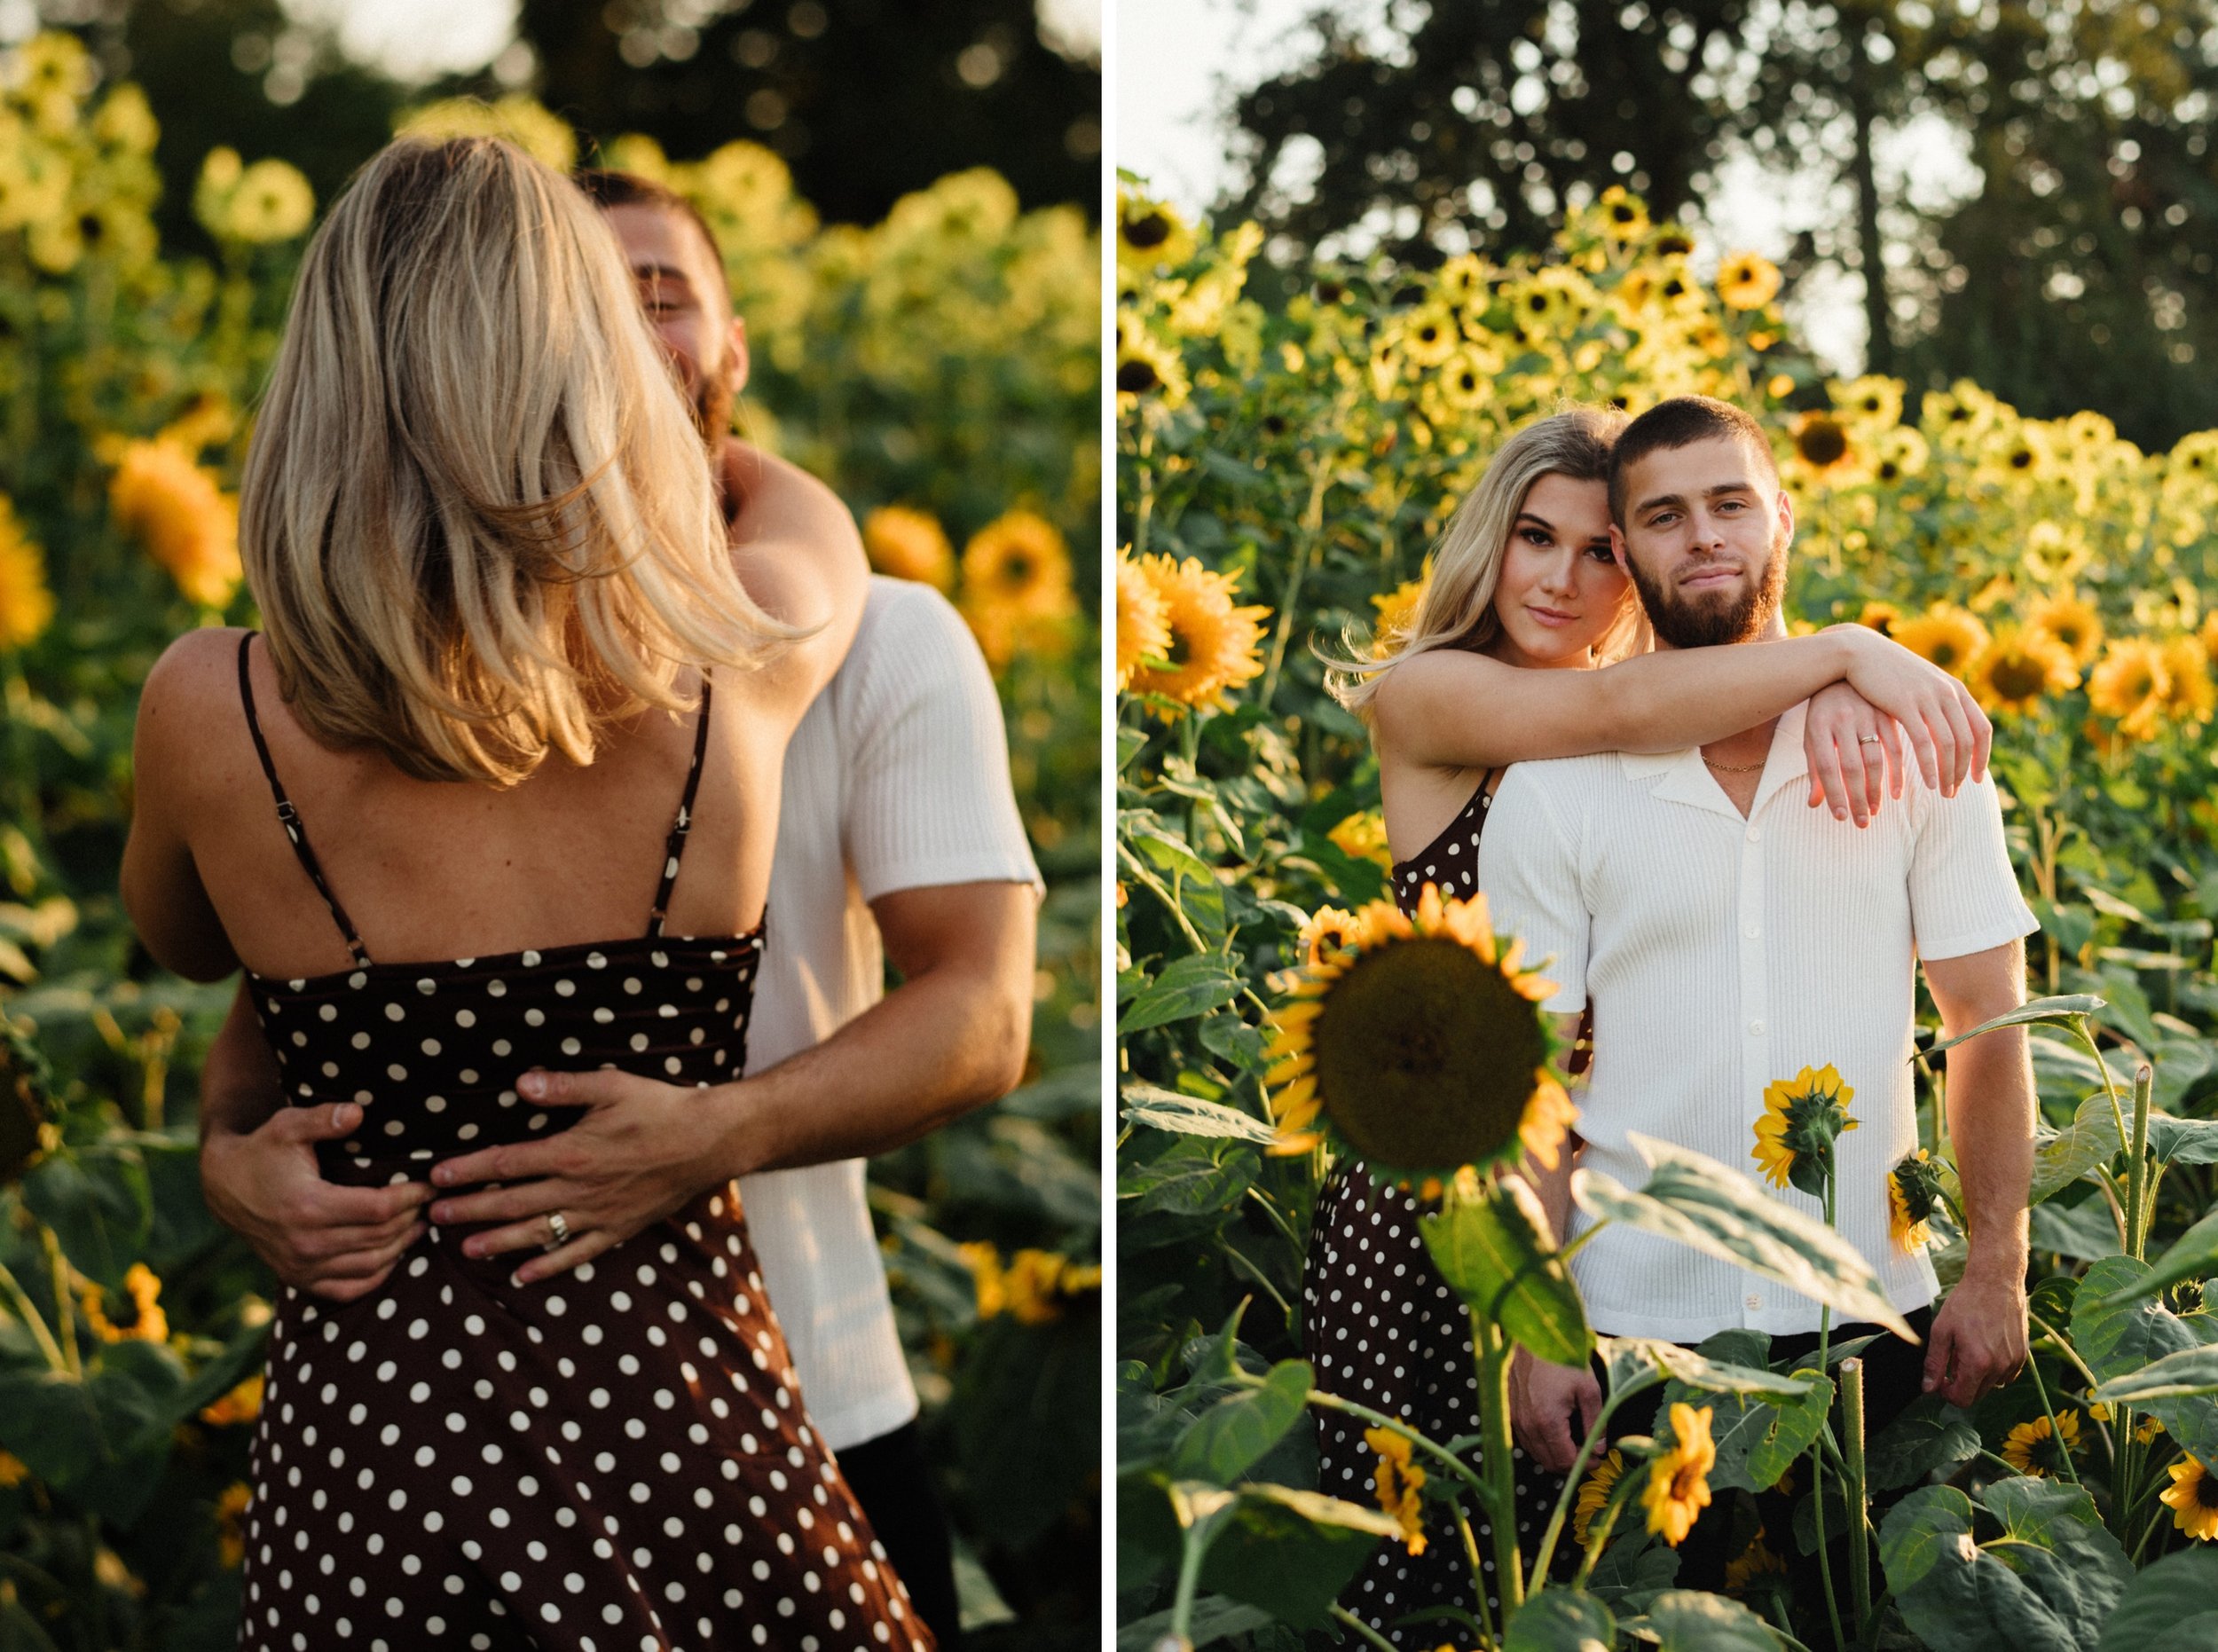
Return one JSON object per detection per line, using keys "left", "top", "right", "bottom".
{"left": 1750, "top": 1019, "right": 1766, "bottom": 1034}
{"left": 1745, "top": 1293, "right": 1763, "bottom": 1310}
{"left": 1745, "top": 826, "right": 1761, "bottom": 843}
{"left": 1744, "top": 924, "right": 1760, "bottom": 939}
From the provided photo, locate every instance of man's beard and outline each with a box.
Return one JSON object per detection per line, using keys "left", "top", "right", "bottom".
{"left": 688, "top": 355, "right": 737, "bottom": 451}
{"left": 1624, "top": 528, "right": 1789, "bottom": 649}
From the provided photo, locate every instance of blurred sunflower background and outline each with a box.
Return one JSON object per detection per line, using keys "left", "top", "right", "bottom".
{"left": 0, "top": 6, "right": 1100, "bottom": 1647}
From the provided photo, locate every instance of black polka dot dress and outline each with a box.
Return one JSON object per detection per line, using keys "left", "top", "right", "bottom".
{"left": 230, "top": 634, "right": 933, "bottom": 1652}
{"left": 1303, "top": 772, "right": 1586, "bottom": 1644}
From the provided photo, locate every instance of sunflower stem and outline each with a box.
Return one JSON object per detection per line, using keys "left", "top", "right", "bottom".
{"left": 1840, "top": 1357, "right": 1873, "bottom": 1637}
{"left": 1468, "top": 1308, "right": 1525, "bottom": 1619}
{"left": 2124, "top": 1062, "right": 2154, "bottom": 1263}
{"left": 1525, "top": 1376, "right": 1653, "bottom": 1599}
{"left": 2022, "top": 1348, "right": 2084, "bottom": 1488}
{"left": 1452, "top": 1500, "right": 1498, "bottom": 1651}
{"left": 1294, "top": 1387, "right": 1494, "bottom": 1508}
{"left": 1217, "top": 1239, "right": 1293, "bottom": 1324}
{"left": 2068, "top": 1013, "right": 2132, "bottom": 1192}
{"left": 1812, "top": 1176, "right": 1846, "bottom": 1652}
{"left": 1326, "top": 1605, "right": 1402, "bottom": 1652}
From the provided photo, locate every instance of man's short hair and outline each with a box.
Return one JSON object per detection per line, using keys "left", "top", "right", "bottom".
{"left": 1608, "top": 395, "right": 1778, "bottom": 523}
{"left": 570, "top": 168, "right": 731, "bottom": 309}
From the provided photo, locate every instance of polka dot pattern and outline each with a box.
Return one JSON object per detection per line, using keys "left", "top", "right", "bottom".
{"left": 1311, "top": 775, "right": 1575, "bottom": 1643}
{"left": 232, "top": 634, "right": 932, "bottom": 1651}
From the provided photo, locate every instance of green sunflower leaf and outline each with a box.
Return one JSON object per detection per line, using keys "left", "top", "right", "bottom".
{"left": 1572, "top": 1134, "right": 1915, "bottom": 1341}
{"left": 1420, "top": 1172, "right": 1593, "bottom": 1367}
{"left": 1921, "top": 994, "right": 2106, "bottom": 1060}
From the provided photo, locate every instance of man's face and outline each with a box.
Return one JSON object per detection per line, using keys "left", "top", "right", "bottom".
{"left": 1610, "top": 434, "right": 1792, "bottom": 649}
{"left": 603, "top": 202, "right": 749, "bottom": 448}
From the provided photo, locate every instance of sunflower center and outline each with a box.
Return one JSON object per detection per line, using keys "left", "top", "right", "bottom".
{"left": 1116, "top": 357, "right": 1160, "bottom": 394}
{"left": 2010, "top": 448, "right": 2033, "bottom": 468}
{"left": 1797, "top": 421, "right": 1848, "bottom": 468}
{"left": 1992, "top": 654, "right": 2048, "bottom": 700}
{"left": 1309, "top": 937, "right": 1547, "bottom": 1170}
{"left": 2194, "top": 1466, "right": 2218, "bottom": 1510}
{"left": 1124, "top": 211, "right": 1170, "bottom": 249}
{"left": 1931, "top": 641, "right": 1961, "bottom": 669}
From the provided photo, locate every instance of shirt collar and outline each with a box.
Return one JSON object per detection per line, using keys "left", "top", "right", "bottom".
{"left": 1624, "top": 702, "right": 1812, "bottom": 820}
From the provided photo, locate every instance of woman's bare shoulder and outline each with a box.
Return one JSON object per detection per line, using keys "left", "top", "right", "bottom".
{"left": 138, "top": 626, "right": 254, "bottom": 740}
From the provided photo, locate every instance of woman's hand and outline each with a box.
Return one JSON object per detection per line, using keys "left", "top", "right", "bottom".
{"left": 1804, "top": 681, "right": 1906, "bottom": 826}
{"left": 201, "top": 1104, "right": 430, "bottom": 1302}
{"left": 1509, "top": 1344, "right": 1604, "bottom": 1475}
{"left": 425, "top": 1068, "right": 739, "bottom": 1284}
{"left": 1824, "top": 624, "right": 1992, "bottom": 798}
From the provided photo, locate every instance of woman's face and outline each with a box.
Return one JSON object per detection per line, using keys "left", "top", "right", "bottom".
{"left": 1487, "top": 472, "right": 1630, "bottom": 669}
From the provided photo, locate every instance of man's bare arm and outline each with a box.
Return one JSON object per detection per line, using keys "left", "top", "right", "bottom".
{"left": 1509, "top": 1013, "right": 1601, "bottom": 1474}
{"left": 1920, "top": 937, "right": 2034, "bottom": 1404}
{"left": 720, "top": 879, "right": 1037, "bottom": 1173}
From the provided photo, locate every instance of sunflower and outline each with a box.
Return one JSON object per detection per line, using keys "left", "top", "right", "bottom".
{"left": 2001, "top": 1410, "right": 2081, "bottom": 1478}
{"left": 1724, "top": 1525, "right": 1789, "bottom": 1591}
{"left": 1435, "top": 349, "right": 1492, "bottom": 412}
{"left": 1595, "top": 185, "right": 1649, "bottom": 245}
{"left": 1715, "top": 251, "right": 1781, "bottom": 311}
{"left": 1365, "top": 1426, "right": 1428, "bottom": 1555}
{"left": 1967, "top": 626, "right": 2079, "bottom": 714}
{"left": 2086, "top": 638, "right": 2172, "bottom": 740}
{"left": 1752, "top": 1064, "right": 1859, "bottom": 1198}
{"left": 1891, "top": 605, "right": 1990, "bottom": 680}
{"left": 78, "top": 1262, "right": 167, "bottom": 1344}
{"left": 2202, "top": 609, "right": 2218, "bottom": 666}
{"left": 0, "top": 497, "right": 54, "bottom": 649}
{"left": 1115, "top": 549, "right": 1171, "bottom": 691}
{"left": 1836, "top": 375, "right": 1904, "bottom": 430}
{"left": 215, "top": 1483, "right": 252, "bottom": 1569}
{"left": 2160, "top": 1455, "right": 2218, "bottom": 1540}
{"left": 108, "top": 439, "right": 240, "bottom": 607}
{"left": 2088, "top": 1402, "right": 2165, "bottom": 1444}
{"left": 198, "top": 1373, "right": 264, "bottom": 1428}
{"left": 861, "top": 505, "right": 955, "bottom": 590}
{"left": 1888, "top": 1149, "right": 1945, "bottom": 1252}
{"left": 1114, "top": 325, "right": 1189, "bottom": 407}
{"left": 1644, "top": 1403, "right": 1717, "bottom": 1546}
{"left": 1857, "top": 601, "right": 1899, "bottom": 637}
{"left": 2026, "top": 593, "right": 2104, "bottom": 667}
{"left": 2161, "top": 635, "right": 2215, "bottom": 726}
{"left": 1115, "top": 189, "right": 1195, "bottom": 287}
{"left": 1399, "top": 304, "right": 1461, "bottom": 367}
{"left": 1371, "top": 573, "right": 1428, "bottom": 654}
{"left": 1263, "top": 885, "right": 1568, "bottom": 1176}
{"left": 0, "top": 1451, "right": 25, "bottom": 1489}
{"left": 1872, "top": 426, "right": 1929, "bottom": 485}
{"left": 957, "top": 510, "right": 1078, "bottom": 669}
{"left": 224, "top": 159, "right": 314, "bottom": 243}
{"left": 1790, "top": 411, "right": 1853, "bottom": 476}
{"left": 1326, "top": 810, "right": 1393, "bottom": 870}
{"left": 1124, "top": 554, "right": 1268, "bottom": 713}
{"left": 1299, "top": 905, "right": 1365, "bottom": 970}
{"left": 1572, "top": 1448, "right": 1626, "bottom": 1550}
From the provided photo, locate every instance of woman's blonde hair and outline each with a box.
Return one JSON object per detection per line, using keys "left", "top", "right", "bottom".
{"left": 240, "top": 136, "right": 793, "bottom": 787}
{"left": 1327, "top": 406, "right": 1640, "bottom": 719}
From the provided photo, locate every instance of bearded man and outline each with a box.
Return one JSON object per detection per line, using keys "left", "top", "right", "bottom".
{"left": 1477, "top": 396, "right": 2036, "bottom": 1609}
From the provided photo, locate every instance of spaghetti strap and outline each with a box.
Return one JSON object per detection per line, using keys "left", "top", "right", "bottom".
{"left": 646, "top": 673, "right": 712, "bottom": 938}
{"left": 236, "top": 632, "right": 371, "bottom": 967}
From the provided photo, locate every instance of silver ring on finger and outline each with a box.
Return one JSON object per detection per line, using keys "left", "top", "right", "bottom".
{"left": 543, "top": 1209, "right": 571, "bottom": 1252}
{"left": 1857, "top": 733, "right": 1883, "bottom": 745}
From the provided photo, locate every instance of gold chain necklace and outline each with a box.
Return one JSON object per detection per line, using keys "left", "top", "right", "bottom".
{"left": 1702, "top": 754, "right": 1767, "bottom": 775}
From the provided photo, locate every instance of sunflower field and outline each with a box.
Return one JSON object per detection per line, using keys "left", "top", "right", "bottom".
{"left": 0, "top": 35, "right": 1099, "bottom": 1650}
{"left": 1115, "top": 179, "right": 2218, "bottom": 1651}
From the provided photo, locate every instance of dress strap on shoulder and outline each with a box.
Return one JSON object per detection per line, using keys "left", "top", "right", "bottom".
{"left": 236, "top": 632, "right": 371, "bottom": 967}
{"left": 647, "top": 673, "right": 713, "bottom": 939}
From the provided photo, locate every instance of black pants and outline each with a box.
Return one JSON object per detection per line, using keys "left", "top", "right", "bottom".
{"left": 1600, "top": 1306, "right": 1934, "bottom": 1616}
{"left": 838, "top": 1420, "right": 964, "bottom": 1651}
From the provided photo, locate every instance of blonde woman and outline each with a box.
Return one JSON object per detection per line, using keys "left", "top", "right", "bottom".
{"left": 122, "top": 138, "right": 932, "bottom": 1651}
{"left": 1306, "top": 407, "right": 1986, "bottom": 1643}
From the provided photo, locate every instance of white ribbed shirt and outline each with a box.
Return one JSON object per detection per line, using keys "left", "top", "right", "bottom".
{"left": 1477, "top": 703, "right": 2036, "bottom": 1342}
{"left": 741, "top": 577, "right": 1041, "bottom": 1451}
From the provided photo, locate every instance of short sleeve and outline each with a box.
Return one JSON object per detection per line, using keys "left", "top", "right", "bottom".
{"left": 1907, "top": 774, "right": 2038, "bottom": 962}
{"left": 843, "top": 582, "right": 1042, "bottom": 904}
{"left": 1475, "top": 766, "right": 1589, "bottom": 1013}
